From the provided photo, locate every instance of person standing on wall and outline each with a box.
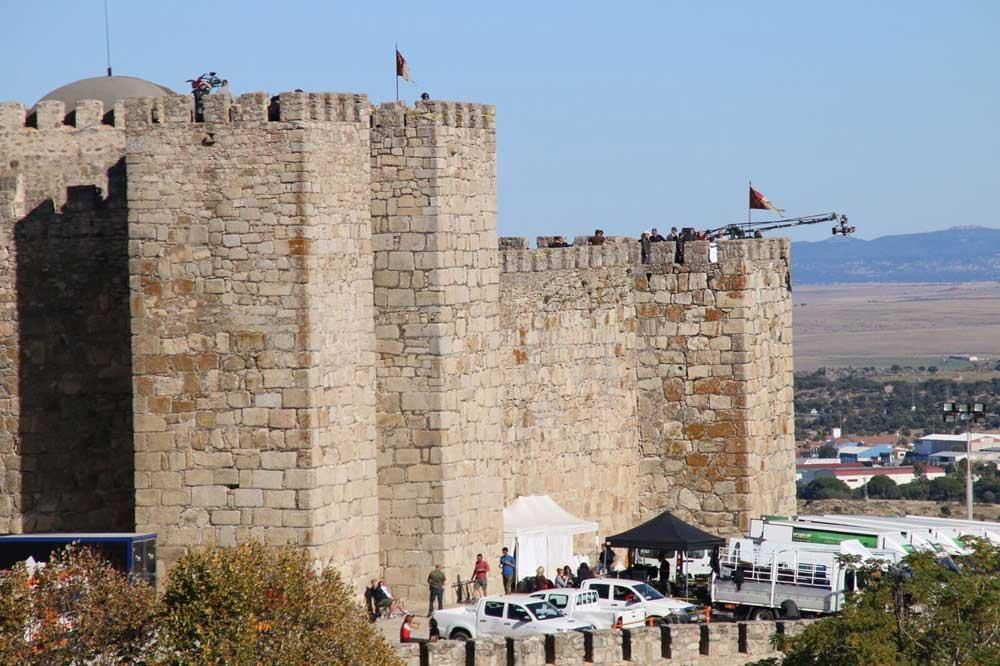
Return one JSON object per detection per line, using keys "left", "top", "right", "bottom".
{"left": 499, "top": 547, "right": 516, "bottom": 594}
{"left": 471, "top": 553, "right": 490, "bottom": 600}
{"left": 427, "top": 564, "right": 446, "bottom": 615}
{"left": 649, "top": 228, "right": 666, "bottom": 242}
{"left": 640, "top": 231, "right": 652, "bottom": 264}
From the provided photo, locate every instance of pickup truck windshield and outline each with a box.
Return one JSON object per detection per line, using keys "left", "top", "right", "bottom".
{"left": 634, "top": 583, "right": 664, "bottom": 600}
{"left": 527, "top": 601, "right": 564, "bottom": 620}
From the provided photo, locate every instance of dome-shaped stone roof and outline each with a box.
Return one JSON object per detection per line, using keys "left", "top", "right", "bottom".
{"left": 36, "top": 75, "right": 175, "bottom": 111}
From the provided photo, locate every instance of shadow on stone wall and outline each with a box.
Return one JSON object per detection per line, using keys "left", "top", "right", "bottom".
{"left": 15, "top": 159, "right": 134, "bottom": 532}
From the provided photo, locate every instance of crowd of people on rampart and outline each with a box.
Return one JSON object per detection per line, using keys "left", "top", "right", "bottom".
{"left": 541, "top": 225, "right": 762, "bottom": 264}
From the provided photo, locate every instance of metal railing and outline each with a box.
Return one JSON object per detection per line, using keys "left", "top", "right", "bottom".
{"left": 718, "top": 546, "right": 833, "bottom": 589}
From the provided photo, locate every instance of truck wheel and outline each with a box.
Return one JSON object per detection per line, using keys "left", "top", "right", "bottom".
{"left": 450, "top": 628, "right": 471, "bottom": 641}
{"left": 779, "top": 599, "right": 801, "bottom": 620}
{"left": 751, "top": 608, "right": 776, "bottom": 621}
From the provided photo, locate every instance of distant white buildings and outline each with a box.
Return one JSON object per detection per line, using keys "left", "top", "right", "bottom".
{"left": 913, "top": 433, "right": 1000, "bottom": 460}
{"left": 927, "top": 449, "right": 1000, "bottom": 466}
{"left": 797, "top": 463, "right": 945, "bottom": 489}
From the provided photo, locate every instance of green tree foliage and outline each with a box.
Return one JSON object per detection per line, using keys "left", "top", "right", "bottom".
{"left": 160, "top": 542, "right": 400, "bottom": 666}
{"left": 794, "top": 370, "right": 1000, "bottom": 439}
{"left": 899, "top": 476, "right": 931, "bottom": 500}
{"left": 816, "top": 443, "right": 840, "bottom": 459}
{"left": 929, "top": 476, "right": 965, "bottom": 501}
{"left": 799, "top": 477, "right": 853, "bottom": 500}
{"left": 0, "top": 542, "right": 401, "bottom": 666}
{"left": 864, "top": 474, "right": 899, "bottom": 499}
{"left": 779, "top": 540, "right": 1000, "bottom": 665}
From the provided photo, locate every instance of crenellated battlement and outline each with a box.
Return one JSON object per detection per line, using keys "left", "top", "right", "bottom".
{"left": 499, "top": 237, "right": 790, "bottom": 273}
{"left": 501, "top": 243, "right": 635, "bottom": 272}
{"left": 0, "top": 100, "right": 123, "bottom": 131}
{"left": 373, "top": 99, "right": 495, "bottom": 129}
{"left": 122, "top": 91, "right": 371, "bottom": 129}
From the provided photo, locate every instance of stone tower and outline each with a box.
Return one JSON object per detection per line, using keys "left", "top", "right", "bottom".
{"left": 124, "top": 92, "right": 380, "bottom": 584}
{"left": 371, "top": 101, "right": 504, "bottom": 601}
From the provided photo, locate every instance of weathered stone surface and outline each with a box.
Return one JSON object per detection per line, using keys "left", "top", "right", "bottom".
{"left": 0, "top": 89, "right": 795, "bottom": 608}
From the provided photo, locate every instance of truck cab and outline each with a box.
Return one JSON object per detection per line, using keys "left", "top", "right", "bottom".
{"left": 580, "top": 578, "right": 703, "bottom": 623}
{"left": 530, "top": 588, "right": 645, "bottom": 629}
{"left": 431, "top": 594, "right": 593, "bottom": 641}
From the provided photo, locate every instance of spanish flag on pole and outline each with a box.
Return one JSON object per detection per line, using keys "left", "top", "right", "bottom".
{"left": 749, "top": 185, "right": 785, "bottom": 215}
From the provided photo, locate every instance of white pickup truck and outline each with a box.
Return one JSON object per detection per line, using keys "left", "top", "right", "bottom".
{"left": 580, "top": 578, "right": 705, "bottom": 623}
{"left": 432, "top": 595, "right": 593, "bottom": 641}
{"left": 530, "top": 588, "right": 646, "bottom": 629}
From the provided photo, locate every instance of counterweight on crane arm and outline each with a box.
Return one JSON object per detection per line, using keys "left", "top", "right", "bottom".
{"left": 707, "top": 213, "right": 855, "bottom": 240}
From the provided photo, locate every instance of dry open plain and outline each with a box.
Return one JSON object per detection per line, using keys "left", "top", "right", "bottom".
{"left": 792, "top": 282, "right": 1000, "bottom": 371}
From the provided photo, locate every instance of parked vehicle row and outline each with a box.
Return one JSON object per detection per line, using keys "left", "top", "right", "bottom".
{"left": 432, "top": 577, "right": 705, "bottom": 640}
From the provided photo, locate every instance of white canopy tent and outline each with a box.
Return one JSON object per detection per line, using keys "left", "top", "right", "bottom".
{"left": 503, "top": 495, "right": 598, "bottom": 582}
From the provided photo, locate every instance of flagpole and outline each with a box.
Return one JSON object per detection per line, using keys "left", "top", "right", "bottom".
{"left": 748, "top": 180, "right": 751, "bottom": 227}
{"left": 395, "top": 43, "right": 399, "bottom": 102}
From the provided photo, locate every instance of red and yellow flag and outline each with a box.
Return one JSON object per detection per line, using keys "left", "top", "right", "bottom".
{"left": 749, "top": 186, "right": 785, "bottom": 215}
{"left": 396, "top": 49, "right": 411, "bottom": 82}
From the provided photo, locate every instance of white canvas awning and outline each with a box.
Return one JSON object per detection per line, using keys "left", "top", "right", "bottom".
{"left": 503, "top": 495, "right": 598, "bottom": 581}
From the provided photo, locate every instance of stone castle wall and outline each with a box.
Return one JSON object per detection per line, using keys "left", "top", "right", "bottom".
{"left": 497, "top": 239, "right": 796, "bottom": 544}
{"left": 394, "top": 620, "right": 813, "bottom": 665}
{"left": 371, "top": 101, "right": 504, "bottom": 601}
{"left": 499, "top": 244, "right": 640, "bottom": 546}
{"left": 633, "top": 240, "right": 796, "bottom": 530}
{"left": 0, "top": 86, "right": 796, "bottom": 600}
{"left": 124, "top": 92, "right": 379, "bottom": 584}
{"left": 0, "top": 101, "right": 132, "bottom": 534}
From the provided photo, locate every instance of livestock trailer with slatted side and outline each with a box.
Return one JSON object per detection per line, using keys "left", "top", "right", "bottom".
{"left": 711, "top": 539, "right": 902, "bottom": 620}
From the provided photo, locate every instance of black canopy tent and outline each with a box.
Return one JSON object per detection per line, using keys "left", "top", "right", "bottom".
{"left": 606, "top": 511, "right": 725, "bottom": 596}
{"left": 606, "top": 510, "right": 725, "bottom": 551}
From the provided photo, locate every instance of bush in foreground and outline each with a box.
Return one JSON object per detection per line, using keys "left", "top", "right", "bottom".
{"left": 161, "top": 541, "right": 399, "bottom": 666}
{"left": 0, "top": 546, "right": 156, "bottom": 665}
{"left": 0, "top": 542, "right": 400, "bottom": 666}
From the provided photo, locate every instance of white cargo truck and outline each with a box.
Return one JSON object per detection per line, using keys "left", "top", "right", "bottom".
{"left": 711, "top": 538, "right": 902, "bottom": 620}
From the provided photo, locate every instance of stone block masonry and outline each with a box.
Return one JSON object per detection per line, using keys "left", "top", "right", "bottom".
{"left": 0, "top": 101, "right": 132, "bottom": 535}
{"left": 0, "top": 85, "right": 795, "bottom": 604}
{"left": 125, "top": 92, "right": 379, "bottom": 584}
{"left": 500, "top": 238, "right": 796, "bottom": 537}
{"left": 371, "top": 100, "right": 504, "bottom": 601}
{"left": 500, "top": 246, "right": 641, "bottom": 544}
{"left": 392, "top": 620, "right": 813, "bottom": 665}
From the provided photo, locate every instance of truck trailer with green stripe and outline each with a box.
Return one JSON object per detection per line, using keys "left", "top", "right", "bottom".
{"left": 749, "top": 518, "right": 914, "bottom": 554}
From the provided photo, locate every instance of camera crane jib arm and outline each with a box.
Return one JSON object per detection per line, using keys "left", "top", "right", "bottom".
{"left": 708, "top": 212, "right": 855, "bottom": 240}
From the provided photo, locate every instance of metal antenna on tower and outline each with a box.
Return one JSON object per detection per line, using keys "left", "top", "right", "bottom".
{"left": 104, "top": 0, "right": 113, "bottom": 76}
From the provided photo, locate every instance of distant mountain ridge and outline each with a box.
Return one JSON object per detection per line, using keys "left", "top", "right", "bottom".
{"left": 791, "top": 226, "right": 1000, "bottom": 284}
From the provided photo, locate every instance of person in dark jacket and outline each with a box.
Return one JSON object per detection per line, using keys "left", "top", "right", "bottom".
{"left": 640, "top": 232, "right": 652, "bottom": 264}
{"left": 364, "top": 579, "right": 378, "bottom": 621}
{"left": 601, "top": 544, "right": 616, "bottom": 573}
{"left": 576, "top": 562, "right": 594, "bottom": 582}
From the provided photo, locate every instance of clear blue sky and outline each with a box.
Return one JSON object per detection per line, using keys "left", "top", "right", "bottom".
{"left": 3, "top": 1, "right": 997, "bottom": 241}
